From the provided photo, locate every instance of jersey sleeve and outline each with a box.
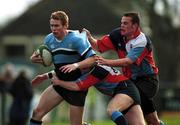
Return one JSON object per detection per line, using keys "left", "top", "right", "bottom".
{"left": 77, "top": 75, "right": 100, "bottom": 90}
{"left": 126, "top": 37, "right": 148, "bottom": 65}
{"left": 97, "top": 35, "right": 115, "bottom": 53}
{"left": 43, "top": 33, "right": 53, "bottom": 50}
{"left": 77, "top": 65, "right": 109, "bottom": 90}
{"left": 43, "top": 35, "right": 49, "bottom": 45}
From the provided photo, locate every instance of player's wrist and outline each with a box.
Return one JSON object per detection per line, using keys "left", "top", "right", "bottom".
{"left": 45, "top": 71, "right": 55, "bottom": 79}
{"left": 73, "top": 63, "right": 79, "bottom": 68}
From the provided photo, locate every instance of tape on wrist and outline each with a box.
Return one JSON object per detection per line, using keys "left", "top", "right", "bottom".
{"left": 45, "top": 71, "right": 54, "bottom": 79}
{"left": 73, "top": 63, "right": 79, "bottom": 68}
{"left": 48, "top": 72, "right": 53, "bottom": 79}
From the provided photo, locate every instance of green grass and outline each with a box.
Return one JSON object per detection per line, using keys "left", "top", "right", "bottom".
{"left": 161, "top": 112, "right": 180, "bottom": 125}
{"left": 51, "top": 120, "right": 113, "bottom": 125}
{"left": 51, "top": 112, "right": 180, "bottom": 125}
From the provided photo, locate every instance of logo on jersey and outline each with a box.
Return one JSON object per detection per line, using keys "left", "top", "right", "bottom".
{"left": 50, "top": 44, "right": 55, "bottom": 49}
{"left": 130, "top": 44, "right": 133, "bottom": 49}
{"left": 118, "top": 43, "right": 122, "bottom": 47}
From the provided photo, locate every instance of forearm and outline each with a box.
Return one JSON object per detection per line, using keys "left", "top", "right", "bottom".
{"left": 54, "top": 79, "right": 81, "bottom": 91}
{"left": 88, "top": 36, "right": 99, "bottom": 51}
{"left": 31, "top": 71, "right": 55, "bottom": 86}
{"left": 107, "top": 58, "right": 133, "bottom": 67}
{"left": 83, "top": 28, "right": 99, "bottom": 51}
{"left": 75, "top": 56, "right": 96, "bottom": 70}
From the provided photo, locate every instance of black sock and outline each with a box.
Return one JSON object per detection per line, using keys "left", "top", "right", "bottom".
{"left": 111, "top": 111, "right": 128, "bottom": 125}
{"left": 29, "top": 118, "right": 42, "bottom": 125}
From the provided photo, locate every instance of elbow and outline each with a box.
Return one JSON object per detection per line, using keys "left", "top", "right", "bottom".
{"left": 122, "top": 58, "right": 133, "bottom": 66}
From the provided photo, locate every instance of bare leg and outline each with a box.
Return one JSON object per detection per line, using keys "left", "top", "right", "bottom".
{"left": 31, "top": 85, "right": 63, "bottom": 121}
{"left": 145, "top": 111, "right": 162, "bottom": 125}
{"left": 107, "top": 94, "right": 133, "bottom": 125}
{"left": 125, "top": 105, "right": 145, "bottom": 125}
{"left": 69, "top": 105, "right": 84, "bottom": 125}
{"left": 107, "top": 94, "right": 133, "bottom": 115}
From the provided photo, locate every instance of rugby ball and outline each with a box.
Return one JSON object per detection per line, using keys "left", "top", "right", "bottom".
{"left": 36, "top": 45, "right": 52, "bottom": 67}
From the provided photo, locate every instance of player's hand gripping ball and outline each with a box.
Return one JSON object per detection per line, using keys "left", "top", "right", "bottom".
{"left": 36, "top": 45, "right": 52, "bottom": 67}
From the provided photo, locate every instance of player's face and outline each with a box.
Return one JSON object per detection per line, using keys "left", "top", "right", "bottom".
{"left": 120, "top": 16, "right": 136, "bottom": 38}
{"left": 50, "top": 19, "right": 67, "bottom": 40}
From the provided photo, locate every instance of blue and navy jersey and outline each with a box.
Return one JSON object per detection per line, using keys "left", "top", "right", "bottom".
{"left": 44, "top": 31, "right": 95, "bottom": 81}
{"left": 77, "top": 65, "right": 128, "bottom": 96}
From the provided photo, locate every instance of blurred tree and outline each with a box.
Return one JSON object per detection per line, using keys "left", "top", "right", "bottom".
{"left": 101, "top": 0, "right": 180, "bottom": 86}
{"left": 133, "top": 0, "right": 180, "bottom": 86}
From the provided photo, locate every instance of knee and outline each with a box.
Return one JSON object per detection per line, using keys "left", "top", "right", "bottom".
{"left": 107, "top": 107, "right": 116, "bottom": 117}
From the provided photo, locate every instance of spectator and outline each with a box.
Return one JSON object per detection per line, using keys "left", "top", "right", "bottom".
{"left": 0, "top": 72, "right": 6, "bottom": 125}
{"left": 8, "top": 70, "right": 33, "bottom": 125}
{"left": 0, "top": 63, "right": 15, "bottom": 125}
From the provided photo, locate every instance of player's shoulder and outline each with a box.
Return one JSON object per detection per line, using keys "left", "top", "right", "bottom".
{"left": 44, "top": 33, "right": 54, "bottom": 44}
{"left": 132, "top": 32, "right": 147, "bottom": 47}
{"left": 109, "top": 27, "right": 123, "bottom": 42}
{"left": 70, "top": 31, "right": 84, "bottom": 39}
{"left": 109, "top": 27, "right": 121, "bottom": 36}
{"left": 70, "top": 31, "right": 89, "bottom": 45}
{"left": 65, "top": 30, "right": 81, "bottom": 42}
{"left": 136, "top": 32, "right": 147, "bottom": 41}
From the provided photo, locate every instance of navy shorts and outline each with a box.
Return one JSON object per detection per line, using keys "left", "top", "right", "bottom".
{"left": 132, "top": 74, "right": 159, "bottom": 115}
{"left": 53, "top": 85, "right": 88, "bottom": 106}
{"left": 113, "top": 80, "right": 141, "bottom": 105}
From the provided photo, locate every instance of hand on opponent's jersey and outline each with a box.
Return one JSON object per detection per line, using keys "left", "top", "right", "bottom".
{"left": 59, "top": 63, "right": 79, "bottom": 73}
{"left": 95, "top": 55, "right": 110, "bottom": 65}
{"left": 51, "top": 77, "right": 62, "bottom": 86}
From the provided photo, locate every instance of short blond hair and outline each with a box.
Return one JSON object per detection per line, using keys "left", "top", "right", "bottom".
{"left": 50, "top": 11, "right": 69, "bottom": 27}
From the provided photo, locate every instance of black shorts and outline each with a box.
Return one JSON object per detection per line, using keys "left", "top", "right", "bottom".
{"left": 132, "top": 74, "right": 159, "bottom": 115}
{"left": 113, "top": 80, "right": 141, "bottom": 105}
{"left": 53, "top": 85, "right": 88, "bottom": 106}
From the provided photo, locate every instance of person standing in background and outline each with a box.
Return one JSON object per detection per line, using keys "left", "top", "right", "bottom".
{"left": 8, "top": 70, "right": 33, "bottom": 125}
{"left": 0, "top": 72, "right": 6, "bottom": 125}
{"left": 0, "top": 63, "right": 15, "bottom": 125}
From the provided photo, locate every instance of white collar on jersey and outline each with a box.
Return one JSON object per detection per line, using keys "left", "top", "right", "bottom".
{"left": 55, "top": 38, "right": 62, "bottom": 43}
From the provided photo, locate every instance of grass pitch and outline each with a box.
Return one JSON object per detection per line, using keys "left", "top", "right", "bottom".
{"left": 51, "top": 111, "right": 180, "bottom": 125}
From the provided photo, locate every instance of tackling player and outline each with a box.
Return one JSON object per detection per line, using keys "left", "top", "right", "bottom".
{"left": 32, "top": 65, "right": 146, "bottom": 125}
{"left": 83, "top": 12, "right": 164, "bottom": 125}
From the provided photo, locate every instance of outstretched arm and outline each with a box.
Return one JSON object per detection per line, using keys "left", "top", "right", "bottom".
{"left": 52, "top": 73, "right": 100, "bottom": 91}
{"left": 31, "top": 71, "right": 55, "bottom": 86}
{"left": 82, "top": 28, "right": 99, "bottom": 51}
{"left": 60, "top": 55, "right": 96, "bottom": 73}
{"left": 52, "top": 78, "right": 80, "bottom": 91}
{"left": 95, "top": 55, "right": 133, "bottom": 67}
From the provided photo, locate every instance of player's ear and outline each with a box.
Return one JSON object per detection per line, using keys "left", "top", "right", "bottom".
{"left": 132, "top": 23, "right": 138, "bottom": 30}
{"left": 64, "top": 24, "right": 69, "bottom": 29}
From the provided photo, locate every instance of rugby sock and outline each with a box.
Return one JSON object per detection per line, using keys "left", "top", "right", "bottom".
{"left": 29, "top": 118, "right": 42, "bottom": 125}
{"left": 160, "top": 120, "right": 165, "bottom": 125}
{"left": 111, "top": 111, "right": 128, "bottom": 125}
